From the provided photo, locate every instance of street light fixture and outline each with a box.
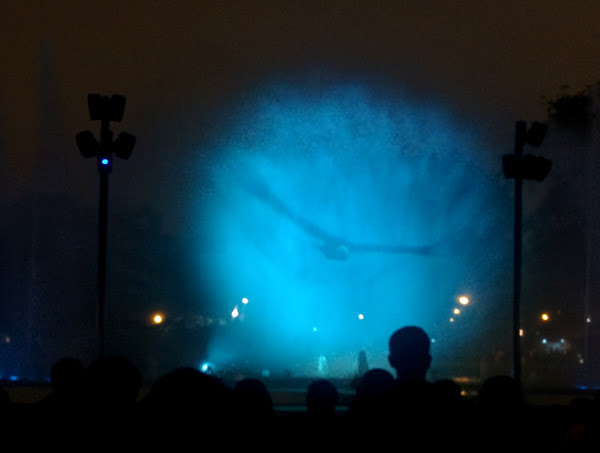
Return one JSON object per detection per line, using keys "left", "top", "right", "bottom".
{"left": 502, "top": 121, "right": 551, "bottom": 180}
{"left": 76, "top": 93, "right": 135, "bottom": 360}
{"left": 75, "top": 130, "right": 98, "bottom": 158}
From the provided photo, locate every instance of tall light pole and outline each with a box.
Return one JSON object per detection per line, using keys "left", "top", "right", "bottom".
{"left": 502, "top": 120, "right": 551, "bottom": 384}
{"left": 76, "top": 94, "right": 135, "bottom": 359}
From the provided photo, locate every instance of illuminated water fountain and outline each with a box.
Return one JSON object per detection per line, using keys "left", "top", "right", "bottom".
{"left": 191, "top": 79, "right": 512, "bottom": 380}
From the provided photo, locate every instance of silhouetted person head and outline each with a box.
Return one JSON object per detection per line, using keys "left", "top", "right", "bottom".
{"left": 140, "top": 365, "right": 233, "bottom": 434}
{"left": 434, "top": 378, "right": 463, "bottom": 405}
{"left": 306, "top": 378, "right": 339, "bottom": 419}
{"left": 388, "top": 325, "right": 431, "bottom": 382}
{"left": 229, "top": 377, "right": 275, "bottom": 448}
{"left": 50, "top": 357, "right": 85, "bottom": 393}
{"left": 145, "top": 366, "right": 229, "bottom": 407}
{"left": 39, "top": 356, "right": 86, "bottom": 408}
{"left": 383, "top": 327, "right": 457, "bottom": 450}
{"left": 86, "top": 355, "right": 142, "bottom": 409}
{"left": 232, "top": 377, "right": 275, "bottom": 422}
{"left": 472, "top": 375, "right": 528, "bottom": 450}
{"left": 0, "top": 385, "right": 9, "bottom": 409}
{"left": 355, "top": 368, "right": 395, "bottom": 401}
{"left": 348, "top": 367, "right": 395, "bottom": 425}
{"left": 477, "top": 374, "right": 524, "bottom": 412}
{"left": 295, "top": 378, "right": 342, "bottom": 447}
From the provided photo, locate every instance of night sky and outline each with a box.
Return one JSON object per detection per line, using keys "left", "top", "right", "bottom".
{"left": 1, "top": 1, "right": 600, "bottom": 381}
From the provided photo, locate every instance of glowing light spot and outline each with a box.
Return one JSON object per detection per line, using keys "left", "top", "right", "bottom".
{"left": 152, "top": 314, "right": 163, "bottom": 324}
{"left": 312, "top": 326, "right": 318, "bottom": 332}
{"left": 242, "top": 297, "right": 249, "bottom": 304}
{"left": 541, "top": 313, "right": 549, "bottom": 321}
{"left": 449, "top": 318, "right": 454, "bottom": 323}
{"left": 542, "top": 338, "right": 547, "bottom": 344}
{"left": 519, "top": 329, "right": 524, "bottom": 337}
{"left": 453, "top": 308, "right": 460, "bottom": 315}
{"left": 458, "top": 296, "right": 469, "bottom": 305}
{"left": 101, "top": 158, "right": 109, "bottom": 165}
{"left": 358, "top": 313, "right": 364, "bottom": 320}
{"left": 200, "top": 362, "right": 214, "bottom": 374}
{"left": 232, "top": 307, "right": 239, "bottom": 318}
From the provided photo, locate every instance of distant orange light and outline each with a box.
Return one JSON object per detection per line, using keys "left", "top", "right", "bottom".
{"left": 152, "top": 314, "right": 163, "bottom": 324}
{"left": 541, "top": 313, "right": 549, "bottom": 322}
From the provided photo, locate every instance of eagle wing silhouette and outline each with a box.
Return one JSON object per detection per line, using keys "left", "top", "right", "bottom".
{"left": 239, "top": 176, "right": 437, "bottom": 260}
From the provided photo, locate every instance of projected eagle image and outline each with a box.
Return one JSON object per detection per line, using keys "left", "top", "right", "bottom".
{"left": 240, "top": 175, "right": 437, "bottom": 261}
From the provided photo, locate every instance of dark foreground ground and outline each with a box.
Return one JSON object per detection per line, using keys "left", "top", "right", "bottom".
{"left": 2, "top": 375, "right": 597, "bottom": 408}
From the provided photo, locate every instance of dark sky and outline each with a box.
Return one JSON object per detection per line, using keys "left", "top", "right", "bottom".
{"left": 2, "top": 1, "right": 600, "bottom": 228}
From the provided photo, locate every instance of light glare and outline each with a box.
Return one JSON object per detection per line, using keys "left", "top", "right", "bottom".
{"left": 541, "top": 313, "right": 549, "bottom": 321}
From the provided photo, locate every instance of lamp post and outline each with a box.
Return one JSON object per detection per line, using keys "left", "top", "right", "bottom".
{"left": 502, "top": 120, "right": 551, "bottom": 385}
{"left": 76, "top": 93, "right": 135, "bottom": 359}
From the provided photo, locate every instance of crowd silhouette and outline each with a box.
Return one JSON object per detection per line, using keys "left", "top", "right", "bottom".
{"left": 1, "top": 325, "right": 599, "bottom": 450}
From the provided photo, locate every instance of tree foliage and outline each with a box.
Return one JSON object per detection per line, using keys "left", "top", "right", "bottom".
{"left": 545, "top": 83, "right": 597, "bottom": 131}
